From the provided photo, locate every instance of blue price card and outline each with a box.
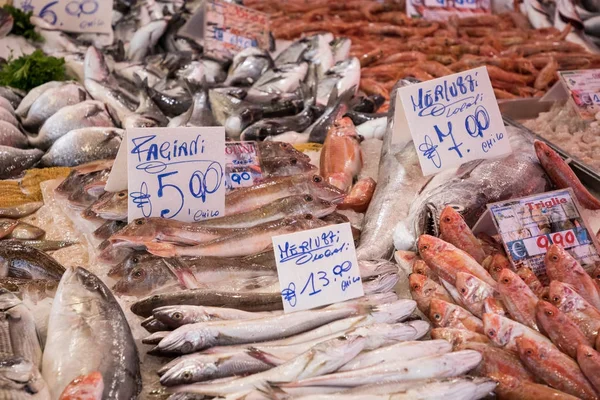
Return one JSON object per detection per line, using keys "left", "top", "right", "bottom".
{"left": 126, "top": 127, "right": 226, "bottom": 223}
{"left": 17, "top": 0, "right": 113, "bottom": 34}
{"left": 393, "top": 66, "right": 511, "bottom": 176}
{"left": 272, "top": 223, "right": 364, "bottom": 313}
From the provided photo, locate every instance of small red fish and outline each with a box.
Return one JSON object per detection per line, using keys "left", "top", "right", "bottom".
{"left": 455, "top": 271, "right": 497, "bottom": 318}
{"left": 483, "top": 313, "right": 552, "bottom": 353}
{"left": 476, "top": 232, "right": 504, "bottom": 256}
{"left": 497, "top": 268, "right": 539, "bottom": 330}
{"left": 439, "top": 206, "right": 486, "bottom": 263}
{"left": 338, "top": 177, "right": 376, "bottom": 213}
{"left": 549, "top": 280, "right": 600, "bottom": 344}
{"left": 483, "top": 297, "right": 507, "bottom": 316}
{"left": 545, "top": 245, "right": 600, "bottom": 310}
{"left": 430, "top": 327, "right": 489, "bottom": 348}
{"left": 458, "top": 341, "right": 536, "bottom": 382}
{"left": 409, "top": 273, "right": 453, "bottom": 315}
{"left": 577, "top": 344, "right": 600, "bottom": 394}
{"left": 59, "top": 371, "right": 104, "bottom": 400}
{"left": 534, "top": 140, "right": 600, "bottom": 210}
{"left": 493, "top": 374, "right": 581, "bottom": 400}
{"left": 411, "top": 259, "right": 438, "bottom": 281}
{"left": 535, "top": 300, "right": 592, "bottom": 358}
{"left": 429, "top": 298, "right": 484, "bottom": 334}
{"left": 517, "top": 267, "right": 545, "bottom": 297}
{"left": 516, "top": 336, "right": 598, "bottom": 400}
{"left": 483, "top": 253, "right": 512, "bottom": 282}
{"left": 319, "top": 117, "right": 363, "bottom": 192}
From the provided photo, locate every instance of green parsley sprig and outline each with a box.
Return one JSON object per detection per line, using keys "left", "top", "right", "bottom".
{"left": 0, "top": 50, "right": 66, "bottom": 91}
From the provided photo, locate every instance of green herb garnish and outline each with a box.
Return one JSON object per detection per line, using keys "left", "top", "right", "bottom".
{"left": 2, "top": 5, "right": 43, "bottom": 42}
{"left": 0, "top": 50, "right": 66, "bottom": 91}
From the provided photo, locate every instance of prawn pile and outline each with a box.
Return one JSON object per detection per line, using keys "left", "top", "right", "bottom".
{"left": 247, "top": 0, "right": 600, "bottom": 100}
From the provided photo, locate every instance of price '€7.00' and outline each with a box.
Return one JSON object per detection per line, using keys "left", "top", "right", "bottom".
{"left": 396, "top": 66, "right": 512, "bottom": 176}
{"left": 272, "top": 223, "right": 364, "bottom": 313}
{"left": 127, "top": 127, "right": 226, "bottom": 223}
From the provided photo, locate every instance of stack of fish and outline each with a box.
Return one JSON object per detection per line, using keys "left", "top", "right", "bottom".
{"left": 406, "top": 205, "right": 600, "bottom": 399}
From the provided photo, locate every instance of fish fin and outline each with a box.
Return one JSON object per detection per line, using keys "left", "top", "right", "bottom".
{"left": 78, "top": 88, "right": 88, "bottom": 102}
{"left": 7, "top": 268, "right": 33, "bottom": 280}
{"left": 326, "top": 84, "right": 339, "bottom": 108}
{"left": 104, "top": 103, "right": 122, "bottom": 128}
{"left": 246, "top": 348, "right": 281, "bottom": 366}
{"left": 145, "top": 242, "right": 177, "bottom": 257}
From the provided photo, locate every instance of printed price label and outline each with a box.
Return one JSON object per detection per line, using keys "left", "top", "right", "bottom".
{"left": 394, "top": 66, "right": 511, "bottom": 176}
{"left": 488, "top": 188, "right": 600, "bottom": 282}
{"left": 272, "top": 223, "right": 364, "bottom": 313}
{"left": 202, "top": 0, "right": 270, "bottom": 61}
{"left": 407, "top": 0, "right": 490, "bottom": 19}
{"left": 16, "top": 0, "right": 112, "bottom": 34}
{"left": 225, "top": 141, "right": 262, "bottom": 190}
{"left": 558, "top": 69, "right": 600, "bottom": 121}
{"left": 127, "top": 127, "right": 226, "bottom": 223}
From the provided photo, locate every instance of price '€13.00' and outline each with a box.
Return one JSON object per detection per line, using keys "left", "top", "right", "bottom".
{"left": 127, "top": 127, "right": 226, "bottom": 223}
{"left": 395, "top": 66, "right": 512, "bottom": 176}
{"left": 272, "top": 223, "right": 364, "bottom": 313}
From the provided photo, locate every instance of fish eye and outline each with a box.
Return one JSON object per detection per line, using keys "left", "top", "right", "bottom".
{"left": 421, "top": 245, "right": 429, "bottom": 251}
{"left": 182, "top": 371, "right": 193, "bottom": 380}
{"left": 544, "top": 310, "right": 554, "bottom": 316}
{"left": 132, "top": 257, "right": 139, "bottom": 264}
{"left": 135, "top": 219, "right": 145, "bottom": 226}
{"left": 550, "top": 255, "right": 559, "bottom": 262}
{"left": 172, "top": 312, "right": 183, "bottom": 320}
{"left": 433, "top": 313, "right": 441, "bottom": 320}
{"left": 281, "top": 143, "right": 290, "bottom": 149}
{"left": 304, "top": 195, "right": 313, "bottom": 202}
{"left": 290, "top": 158, "right": 297, "bottom": 165}
{"left": 552, "top": 296, "right": 560, "bottom": 303}
{"left": 502, "top": 278, "right": 510, "bottom": 284}
{"left": 545, "top": 151, "right": 552, "bottom": 157}
{"left": 411, "top": 284, "right": 420, "bottom": 290}
{"left": 304, "top": 214, "right": 313, "bottom": 220}
{"left": 525, "top": 349, "right": 533, "bottom": 356}
{"left": 443, "top": 216, "right": 451, "bottom": 223}
{"left": 118, "top": 191, "right": 127, "bottom": 198}
{"left": 84, "top": 277, "right": 98, "bottom": 290}
{"left": 312, "top": 175, "right": 323, "bottom": 183}
{"left": 585, "top": 351, "right": 592, "bottom": 358}
{"left": 488, "top": 329, "right": 496, "bottom": 337}
{"left": 132, "top": 268, "right": 145, "bottom": 280}
{"left": 460, "top": 288, "right": 466, "bottom": 293}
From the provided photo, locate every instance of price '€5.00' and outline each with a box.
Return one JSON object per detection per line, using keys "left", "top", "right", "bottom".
{"left": 127, "top": 127, "right": 226, "bottom": 223}
{"left": 272, "top": 223, "right": 364, "bottom": 313}
{"left": 395, "top": 66, "right": 512, "bottom": 176}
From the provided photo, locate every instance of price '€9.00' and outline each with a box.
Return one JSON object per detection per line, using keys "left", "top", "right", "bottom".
{"left": 272, "top": 223, "right": 364, "bottom": 313}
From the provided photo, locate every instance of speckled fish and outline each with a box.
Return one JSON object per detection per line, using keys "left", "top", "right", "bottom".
{"left": 417, "top": 235, "right": 497, "bottom": 288}
{"left": 535, "top": 140, "right": 600, "bottom": 210}
{"left": 145, "top": 215, "right": 326, "bottom": 258}
{"left": 430, "top": 328, "right": 489, "bottom": 348}
{"left": 169, "top": 336, "right": 366, "bottom": 396}
{"left": 439, "top": 206, "right": 486, "bottom": 264}
{"left": 516, "top": 267, "right": 545, "bottom": 297}
{"left": 42, "top": 267, "right": 141, "bottom": 400}
{"left": 39, "top": 127, "right": 123, "bottom": 168}
{"left": 59, "top": 371, "right": 104, "bottom": 400}
{"left": 319, "top": 117, "right": 363, "bottom": 192}
{"left": 577, "top": 344, "right": 600, "bottom": 394}
{"left": 3, "top": 239, "right": 76, "bottom": 252}
{"left": 22, "top": 83, "right": 88, "bottom": 131}
{"left": 429, "top": 298, "right": 484, "bottom": 334}
{"left": 516, "top": 336, "right": 597, "bottom": 400}
{"left": 549, "top": 280, "right": 600, "bottom": 344}
{"left": 409, "top": 273, "right": 453, "bottom": 315}
{"left": 497, "top": 268, "right": 539, "bottom": 330}
{"left": 455, "top": 271, "right": 498, "bottom": 318}
{"left": 225, "top": 175, "right": 345, "bottom": 215}
{"left": 0, "top": 147, "right": 43, "bottom": 179}
{"left": 90, "top": 190, "right": 127, "bottom": 221}
{"left": 0, "top": 121, "right": 27, "bottom": 148}
{"left": 536, "top": 300, "right": 591, "bottom": 358}
{"left": 28, "top": 101, "right": 115, "bottom": 150}
{"left": 195, "top": 195, "right": 335, "bottom": 229}
{"left": 0, "top": 241, "right": 64, "bottom": 280}
{"left": 545, "top": 245, "right": 600, "bottom": 309}
{"left": 482, "top": 313, "right": 552, "bottom": 353}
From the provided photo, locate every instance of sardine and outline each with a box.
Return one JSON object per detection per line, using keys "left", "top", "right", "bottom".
{"left": 22, "top": 83, "right": 88, "bottom": 131}
{"left": 0, "top": 241, "right": 65, "bottom": 280}
{"left": 42, "top": 267, "right": 141, "bottom": 399}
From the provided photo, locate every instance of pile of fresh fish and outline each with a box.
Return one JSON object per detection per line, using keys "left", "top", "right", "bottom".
{"left": 405, "top": 205, "right": 600, "bottom": 399}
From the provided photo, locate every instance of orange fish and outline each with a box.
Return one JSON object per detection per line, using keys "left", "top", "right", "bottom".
{"left": 549, "top": 280, "right": 600, "bottom": 344}
{"left": 483, "top": 313, "right": 552, "bottom": 353}
{"left": 409, "top": 273, "right": 453, "bottom": 315}
{"left": 430, "top": 327, "right": 489, "bottom": 348}
{"left": 455, "top": 271, "right": 497, "bottom": 318}
{"left": 493, "top": 374, "right": 581, "bottom": 400}
{"left": 536, "top": 300, "right": 592, "bottom": 359}
{"left": 516, "top": 336, "right": 598, "bottom": 400}
{"left": 429, "top": 298, "right": 484, "bottom": 334}
{"left": 458, "top": 341, "right": 536, "bottom": 382}
{"left": 577, "top": 344, "right": 600, "bottom": 394}
{"left": 59, "top": 371, "right": 104, "bottom": 400}
{"left": 483, "top": 253, "right": 512, "bottom": 282}
{"left": 516, "top": 267, "right": 545, "bottom": 297}
{"left": 497, "top": 268, "right": 539, "bottom": 330}
{"left": 338, "top": 177, "right": 376, "bottom": 213}
{"left": 411, "top": 259, "right": 438, "bottom": 281}
{"left": 439, "top": 206, "right": 486, "bottom": 263}
{"left": 319, "top": 117, "right": 363, "bottom": 192}
{"left": 545, "top": 245, "right": 600, "bottom": 310}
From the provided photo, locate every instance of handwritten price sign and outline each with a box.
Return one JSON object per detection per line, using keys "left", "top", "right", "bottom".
{"left": 225, "top": 141, "right": 262, "bottom": 191}
{"left": 394, "top": 66, "right": 511, "bottom": 176}
{"left": 272, "top": 223, "right": 364, "bottom": 313}
{"left": 17, "top": 0, "right": 112, "bottom": 34}
{"left": 127, "top": 127, "right": 226, "bottom": 223}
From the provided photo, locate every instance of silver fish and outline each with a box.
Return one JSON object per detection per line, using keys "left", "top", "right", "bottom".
{"left": 6, "top": 304, "right": 42, "bottom": 368}
{"left": 127, "top": 19, "right": 168, "bottom": 61}
{"left": 275, "top": 38, "right": 311, "bottom": 66}
{"left": 39, "top": 127, "right": 123, "bottom": 167}
{"left": 15, "top": 82, "right": 65, "bottom": 119}
{"left": 29, "top": 101, "right": 115, "bottom": 150}
{"left": 330, "top": 37, "right": 352, "bottom": 63}
{"left": 0, "top": 356, "right": 50, "bottom": 399}
{"left": 252, "top": 63, "right": 309, "bottom": 94}
{"left": 22, "top": 83, "right": 88, "bottom": 131}
{"left": 305, "top": 34, "right": 335, "bottom": 78}
{"left": 225, "top": 47, "right": 273, "bottom": 86}
{"left": 169, "top": 84, "right": 217, "bottom": 127}
{"left": 42, "top": 267, "right": 141, "bottom": 399}
{"left": 0, "top": 121, "right": 27, "bottom": 148}
{"left": 316, "top": 58, "right": 361, "bottom": 106}
{"left": 0, "top": 147, "right": 43, "bottom": 179}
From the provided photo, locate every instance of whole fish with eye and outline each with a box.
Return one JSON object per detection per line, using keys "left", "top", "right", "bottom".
{"left": 257, "top": 141, "right": 311, "bottom": 163}
{"left": 224, "top": 47, "right": 273, "bottom": 86}
{"left": 393, "top": 126, "right": 551, "bottom": 251}
{"left": 0, "top": 241, "right": 65, "bottom": 280}
{"left": 307, "top": 86, "right": 356, "bottom": 144}
{"left": 240, "top": 102, "right": 319, "bottom": 141}
{"left": 90, "top": 190, "right": 128, "bottom": 221}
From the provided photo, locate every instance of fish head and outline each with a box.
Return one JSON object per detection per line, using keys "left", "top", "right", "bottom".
{"left": 409, "top": 273, "right": 430, "bottom": 297}
{"left": 112, "top": 261, "right": 170, "bottom": 297}
{"left": 412, "top": 260, "right": 432, "bottom": 277}
{"left": 84, "top": 46, "right": 111, "bottom": 82}
{"left": 497, "top": 268, "right": 522, "bottom": 291}
{"left": 292, "top": 194, "right": 336, "bottom": 218}
{"left": 73, "top": 267, "right": 112, "bottom": 302}
{"left": 544, "top": 244, "right": 574, "bottom": 275}
{"left": 153, "top": 306, "right": 196, "bottom": 327}
{"left": 80, "top": 207, "right": 103, "bottom": 223}
{"left": 429, "top": 298, "right": 453, "bottom": 327}
{"left": 91, "top": 190, "right": 128, "bottom": 219}
{"left": 455, "top": 272, "right": 481, "bottom": 302}
{"left": 107, "top": 251, "right": 152, "bottom": 278}
{"left": 535, "top": 300, "right": 561, "bottom": 327}
{"left": 439, "top": 205, "right": 467, "bottom": 236}
{"left": 291, "top": 213, "right": 328, "bottom": 231}
{"left": 534, "top": 140, "right": 562, "bottom": 166}
{"left": 109, "top": 218, "right": 159, "bottom": 245}
{"left": 157, "top": 326, "right": 208, "bottom": 354}
{"left": 160, "top": 359, "right": 218, "bottom": 386}
{"left": 482, "top": 313, "right": 513, "bottom": 347}
{"left": 306, "top": 175, "right": 346, "bottom": 203}
{"left": 548, "top": 281, "right": 579, "bottom": 312}
{"left": 417, "top": 234, "right": 448, "bottom": 258}
{"left": 297, "top": 335, "right": 366, "bottom": 380}
{"left": 0, "top": 357, "right": 35, "bottom": 385}
{"left": 515, "top": 336, "right": 541, "bottom": 362}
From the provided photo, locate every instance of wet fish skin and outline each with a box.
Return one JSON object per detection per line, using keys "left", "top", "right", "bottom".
{"left": 482, "top": 253, "right": 511, "bottom": 281}
{"left": 257, "top": 141, "right": 311, "bottom": 163}
{"left": 0, "top": 219, "right": 19, "bottom": 240}
{"left": 497, "top": 268, "right": 539, "bottom": 330}
{"left": 535, "top": 140, "right": 600, "bottom": 210}
{"left": 152, "top": 305, "right": 275, "bottom": 329}
{"left": 417, "top": 235, "right": 497, "bottom": 288}
{"left": 0, "top": 121, "right": 27, "bottom": 148}
{"left": 42, "top": 267, "right": 141, "bottom": 399}
{"left": 7, "top": 221, "right": 45, "bottom": 240}
{"left": 545, "top": 244, "right": 600, "bottom": 309}
{"left": 320, "top": 117, "right": 363, "bottom": 192}
{"left": 0, "top": 107, "right": 19, "bottom": 127}
{"left": 458, "top": 341, "right": 536, "bottom": 382}
{"left": 252, "top": 62, "right": 308, "bottom": 94}
{"left": 308, "top": 86, "right": 355, "bottom": 144}
{"left": 3, "top": 239, "right": 75, "bottom": 252}
{"left": 548, "top": 280, "right": 600, "bottom": 344}
{"left": 39, "top": 127, "right": 123, "bottom": 167}
{"left": 577, "top": 344, "right": 600, "bottom": 394}
{"left": 516, "top": 267, "right": 545, "bottom": 297}
{"left": 430, "top": 327, "right": 490, "bottom": 348}
{"left": 482, "top": 312, "right": 553, "bottom": 352}
{"left": 92, "top": 220, "right": 126, "bottom": 242}
{"left": 429, "top": 298, "right": 484, "bottom": 334}
{"left": 22, "top": 83, "right": 88, "bottom": 131}
{"left": 0, "top": 277, "right": 58, "bottom": 303}
{"left": 409, "top": 273, "right": 453, "bottom": 315}
{"left": 90, "top": 190, "right": 127, "bottom": 221}
{"left": 337, "top": 177, "right": 377, "bottom": 213}
{"left": 0, "top": 241, "right": 65, "bottom": 280}
{"left": 15, "top": 81, "right": 65, "bottom": 118}
{"left": 107, "top": 251, "right": 157, "bottom": 278}
{"left": 439, "top": 206, "right": 486, "bottom": 263}
{"left": 536, "top": 300, "right": 592, "bottom": 359}
{"left": 411, "top": 259, "right": 438, "bottom": 281}
{"left": 493, "top": 373, "right": 581, "bottom": 400}
{"left": 260, "top": 156, "right": 317, "bottom": 178}
{"left": 0, "top": 146, "right": 39, "bottom": 179}
{"left": 58, "top": 371, "right": 104, "bottom": 400}
{"left": 516, "top": 336, "right": 598, "bottom": 400}
{"left": 455, "top": 272, "right": 498, "bottom": 318}
{"left": 141, "top": 316, "right": 170, "bottom": 333}
{"left": 127, "top": 19, "right": 168, "bottom": 61}
{"left": 225, "top": 47, "right": 273, "bottom": 86}
{"left": 0, "top": 203, "right": 43, "bottom": 219}
{"left": 0, "top": 356, "right": 50, "bottom": 398}
{"left": 6, "top": 303, "right": 42, "bottom": 368}
{"left": 240, "top": 105, "right": 318, "bottom": 142}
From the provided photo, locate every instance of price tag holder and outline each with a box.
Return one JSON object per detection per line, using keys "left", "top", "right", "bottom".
{"left": 127, "top": 127, "right": 226, "bottom": 223}
{"left": 486, "top": 188, "right": 600, "bottom": 283}
{"left": 225, "top": 141, "right": 262, "bottom": 191}
{"left": 16, "top": 0, "right": 112, "bottom": 34}
{"left": 558, "top": 69, "right": 600, "bottom": 121}
{"left": 393, "top": 66, "right": 511, "bottom": 176}
{"left": 272, "top": 223, "right": 364, "bottom": 313}
{"left": 406, "top": 0, "right": 491, "bottom": 20}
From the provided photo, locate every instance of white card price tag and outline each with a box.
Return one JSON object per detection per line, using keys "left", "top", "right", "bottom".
{"left": 394, "top": 66, "right": 511, "bottom": 176}
{"left": 16, "top": 0, "right": 113, "bottom": 34}
{"left": 127, "top": 127, "right": 226, "bottom": 223}
{"left": 272, "top": 223, "right": 364, "bottom": 313}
